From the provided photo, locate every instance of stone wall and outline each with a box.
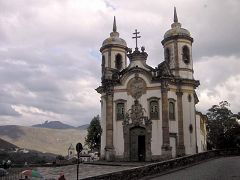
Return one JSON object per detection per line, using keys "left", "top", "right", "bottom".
{"left": 82, "top": 149, "right": 240, "bottom": 180}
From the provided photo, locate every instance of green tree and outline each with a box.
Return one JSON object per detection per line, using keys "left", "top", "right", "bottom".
{"left": 85, "top": 115, "right": 102, "bottom": 151}
{"left": 206, "top": 101, "right": 240, "bottom": 149}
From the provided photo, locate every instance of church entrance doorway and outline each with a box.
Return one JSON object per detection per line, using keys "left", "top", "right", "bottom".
{"left": 130, "top": 127, "right": 146, "bottom": 161}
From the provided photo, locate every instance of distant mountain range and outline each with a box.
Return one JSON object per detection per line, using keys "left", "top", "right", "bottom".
{"left": 78, "top": 124, "right": 90, "bottom": 130}
{"left": 32, "top": 120, "right": 89, "bottom": 130}
{"left": 32, "top": 120, "right": 75, "bottom": 129}
{"left": 0, "top": 125, "right": 87, "bottom": 155}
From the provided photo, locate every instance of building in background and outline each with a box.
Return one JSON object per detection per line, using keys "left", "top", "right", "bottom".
{"left": 68, "top": 144, "right": 75, "bottom": 160}
{"left": 196, "top": 112, "right": 207, "bottom": 152}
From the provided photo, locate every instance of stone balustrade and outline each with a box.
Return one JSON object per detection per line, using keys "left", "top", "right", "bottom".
{"left": 82, "top": 149, "right": 240, "bottom": 180}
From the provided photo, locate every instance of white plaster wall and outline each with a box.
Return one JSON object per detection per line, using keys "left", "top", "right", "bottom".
{"left": 102, "top": 51, "right": 109, "bottom": 68}
{"left": 151, "top": 120, "right": 162, "bottom": 155}
{"left": 168, "top": 90, "right": 178, "bottom": 134}
{"left": 113, "top": 74, "right": 164, "bottom": 156}
{"left": 170, "top": 137, "right": 176, "bottom": 158}
{"left": 100, "top": 96, "right": 106, "bottom": 158}
{"left": 113, "top": 91, "right": 126, "bottom": 156}
{"left": 101, "top": 48, "right": 127, "bottom": 70}
{"left": 179, "top": 70, "right": 193, "bottom": 79}
{"left": 128, "top": 60, "right": 150, "bottom": 71}
{"left": 182, "top": 92, "right": 196, "bottom": 155}
{"left": 163, "top": 41, "right": 175, "bottom": 69}
{"left": 111, "top": 50, "right": 127, "bottom": 70}
{"left": 177, "top": 41, "right": 193, "bottom": 79}
{"left": 196, "top": 114, "right": 201, "bottom": 152}
{"left": 113, "top": 121, "right": 124, "bottom": 156}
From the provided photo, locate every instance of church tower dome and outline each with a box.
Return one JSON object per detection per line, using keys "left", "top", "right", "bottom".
{"left": 100, "top": 17, "right": 128, "bottom": 80}
{"left": 162, "top": 7, "right": 194, "bottom": 79}
{"left": 163, "top": 7, "right": 192, "bottom": 40}
{"left": 101, "top": 17, "right": 127, "bottom": 48}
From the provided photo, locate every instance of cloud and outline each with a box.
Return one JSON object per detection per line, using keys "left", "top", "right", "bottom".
{"left": 195, "top": 56, "right": 240, "bottom": 113}
{"left": 0, "top": 0, "right": 239, "bottom": 126}
{"left": 0, "top": 103, "right": 21, "bottom": 116}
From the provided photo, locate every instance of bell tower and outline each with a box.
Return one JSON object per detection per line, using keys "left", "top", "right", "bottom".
{"left": 98, "top": 17, "right": 128, "bottom": 161}
{"left": 162, "top": 7, "right": 194, "bottom": 79}
{"left": 100, "top": 17, "right": 128, "bottom": 80}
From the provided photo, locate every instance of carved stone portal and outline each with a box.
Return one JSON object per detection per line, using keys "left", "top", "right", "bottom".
{"left": 123, "top": 100, "right": 152, "bottom": 161}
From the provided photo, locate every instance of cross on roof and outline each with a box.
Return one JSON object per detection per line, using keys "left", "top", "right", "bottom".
{"left": 132, "top": 29, "right": 141, "bottom": 50}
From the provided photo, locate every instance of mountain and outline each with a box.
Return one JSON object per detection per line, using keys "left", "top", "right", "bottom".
{"left": 0, "top": 138, "right": 18, "bottom": 150}
{"left": 78, "top": 124, "right": 89, "bottom": 130}
{"left": 32, "top": 121, "right": 76, "bottom": 129}
{"left": 0, "top": 125, "right": 87, "bottom": 155}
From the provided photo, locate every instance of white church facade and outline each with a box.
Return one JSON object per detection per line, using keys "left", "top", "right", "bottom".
{"left": 96, "top": 8, "right": 206, "bottom": 161}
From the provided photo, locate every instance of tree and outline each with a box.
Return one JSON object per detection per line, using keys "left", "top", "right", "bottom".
{"left": 206, "top": 101, "right": 240, "bottom": 149}
{"left": 85, "top": 115, "right": 102, "bottom": 151}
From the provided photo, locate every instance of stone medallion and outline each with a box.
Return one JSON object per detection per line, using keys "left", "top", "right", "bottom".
{"left": 127, "top": 74, "right": 146, "bottom": 99}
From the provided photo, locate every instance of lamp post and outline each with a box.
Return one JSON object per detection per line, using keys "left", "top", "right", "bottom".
{"left": 76, "top": 143, "right": 83, "bottom": 180}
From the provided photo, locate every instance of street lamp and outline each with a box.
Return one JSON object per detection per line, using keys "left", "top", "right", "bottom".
{"left": 76, "top": 142, "right": 83, "bottom": 180}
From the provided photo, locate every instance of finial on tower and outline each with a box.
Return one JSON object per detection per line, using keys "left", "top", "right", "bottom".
{"left": 113, "top": 16, "right": 117, "bottom": 32}
{"left": 174, "top": 7, "right": 178, "bottom": 23}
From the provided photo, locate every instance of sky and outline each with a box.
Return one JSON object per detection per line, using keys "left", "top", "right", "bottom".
{"left": 0, "top": 0, "right": 240, "bottom": 126}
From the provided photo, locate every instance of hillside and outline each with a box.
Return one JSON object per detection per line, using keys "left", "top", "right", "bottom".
{"left": 0, "top": 125, "right": 87, "bottom": 155}
{"left": 0, "top": 138, "right": 18, "bottom": 150}
{"left": 32, "top": 120, "right": 76, "bottom": 129}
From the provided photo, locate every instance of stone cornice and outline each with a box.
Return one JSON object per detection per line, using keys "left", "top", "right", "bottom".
{"left": 161, "top": 35, "right": 194, "bottom": 45}
{"left": 100, "top": 44, "right": 128, "bottom": 52}
{"left": 96, "top": 79, "right": 116, "bottom": 95}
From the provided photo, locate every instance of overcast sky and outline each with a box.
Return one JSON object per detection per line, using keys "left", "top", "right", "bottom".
{"left": 0, "top": 0, "right": 240, "bottom": 126}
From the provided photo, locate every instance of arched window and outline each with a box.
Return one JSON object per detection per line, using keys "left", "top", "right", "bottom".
{"left": 102, "top": 55, "right": 105, "bottom": 74}
{"left": 165, "top": 48, "right": 170, "bottom": 62}
{"left": 188, "top": 94, "right": 192, "bottom": 102}
{"left": 182, "top": 46, "right": 190, "bottom": 64}
{"left": 169, "top": 102, "right": 175, "bottom": 120}
{"left": 116, "top": 102, "right": 125, "bottom": 120}
{"left": 150, "top": 100, "right": 159, "bottom": 119}
{"left": 115, "top": 54, "right": 122, "bottom": 70}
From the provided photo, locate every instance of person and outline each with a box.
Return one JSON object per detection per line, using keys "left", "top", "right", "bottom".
{"left": 19, "top": 176, "right": 29, "bottom": 180}
{"left": 58, "top": 172, "right": 66, "bottom": 180}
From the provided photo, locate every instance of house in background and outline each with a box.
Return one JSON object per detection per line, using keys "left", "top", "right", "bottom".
{"left": 68, "top": 143, "right": 75, "bottom": 160}
{"left": 67, "top": 144, "right": 97, "bottom": 162}
{"left": 196, "top": 112, "right": 207, "bottom": 152}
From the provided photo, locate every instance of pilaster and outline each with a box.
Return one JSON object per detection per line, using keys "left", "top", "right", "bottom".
{"left": 105, "top": 86, "right": 115, "bottom": 161}
{"left": 176, "top": 90, "right": 185, "bottom": 156}
{"left": 161, "top": 81, "right": 172, "bottom": 158}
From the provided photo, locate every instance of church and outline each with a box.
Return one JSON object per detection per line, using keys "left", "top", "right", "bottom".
{"left": 96, "top": 8, "right": 207, "bottom": 161}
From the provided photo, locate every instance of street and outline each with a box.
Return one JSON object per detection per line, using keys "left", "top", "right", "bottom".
{"left": 150, "top": 156, "right": 240, "bottom": 180}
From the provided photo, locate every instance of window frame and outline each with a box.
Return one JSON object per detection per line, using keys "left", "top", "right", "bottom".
{"left": 115, "top": 53, "right": 123, "bottom": 71}
{"left": 115, "top": 99, "right": 126, "bottom": 121}
{"left": 182, "top": 45, "right": 190, "bottom": 64}
{"left": 165, "top": 48, "right": 171, "bottom": 63}
{"left": 168, "top": 98, "right": 176, "bottom": 121}
{"left": 148, "top": 97, "right": 160, "bottom": 120}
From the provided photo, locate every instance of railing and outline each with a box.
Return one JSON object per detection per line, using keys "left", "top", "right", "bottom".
{"left": 82, "top": 148, "right": 240, "bottom": 180}
{"left": 0, "top": 168, "right": 24, "bottom": 180}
